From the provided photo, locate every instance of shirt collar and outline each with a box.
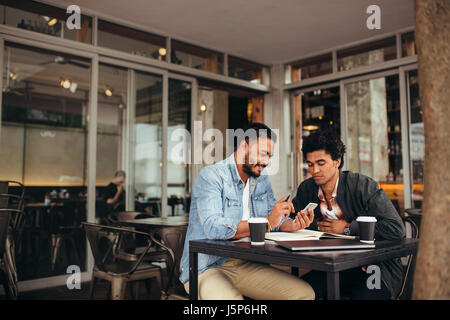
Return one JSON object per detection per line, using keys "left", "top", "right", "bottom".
{"left": 226, "top": 153, "right": 242, "bottom": 184}
{"left": 318, "top": 177, "right": 339, "bottom": 201}
{"left": 226, "top": 152, "right": 259, "bottom": 186}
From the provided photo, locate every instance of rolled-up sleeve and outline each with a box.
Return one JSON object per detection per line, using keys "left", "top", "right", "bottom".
{"left": 194, "top": 169, "right": 241, "bottom": 240}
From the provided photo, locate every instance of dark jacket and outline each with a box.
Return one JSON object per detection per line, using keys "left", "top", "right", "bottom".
{"left": 291, "top": 170, "right": 406, "bottom": 298}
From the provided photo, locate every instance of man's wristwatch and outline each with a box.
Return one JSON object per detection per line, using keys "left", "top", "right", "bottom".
{"left": 343, "top": 225, "right": 351, "bottom": 236}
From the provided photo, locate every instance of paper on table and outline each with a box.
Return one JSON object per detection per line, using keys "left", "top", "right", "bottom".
{"left": 265, "top": 229, "right": 356, "bottom": 241}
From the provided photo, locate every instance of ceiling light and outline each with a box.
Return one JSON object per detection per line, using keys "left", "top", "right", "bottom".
{"left": 60, "top": 79, "right": 71, "bottom": 89}
{"left": 104, "top": 87, "right": 113, "bottom": 97}
{"left": 200, "top": 104, "right": 207, "bottom": 112}
{"left": 9, "top": 72, "right": 18, "bottom": 81}
{"left": 47, "top": 18, "right": 58, "bottom": 27}
{"left": 303, "top": 125, "right": 319, "bottom": 131}
{"left": 158, "top": 48, "right": 167, "bottom": 56}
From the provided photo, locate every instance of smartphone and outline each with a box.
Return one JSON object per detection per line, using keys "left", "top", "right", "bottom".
{"left": 302, "top": 202, "right": 318, "bottom": 212}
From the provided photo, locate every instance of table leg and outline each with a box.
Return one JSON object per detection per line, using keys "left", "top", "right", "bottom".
{"left": 327, "top": 271, "right": 340, "bottom": 300}
{"left": 189, "top": 250, "right": 198, "bottom": 300}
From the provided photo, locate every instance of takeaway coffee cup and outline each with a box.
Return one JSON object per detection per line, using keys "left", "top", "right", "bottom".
{"left": 248, "top": 217, "right": 268, "bottom": 245}
{"left": 357, "top": 216, "right": 377, "bottom": 244}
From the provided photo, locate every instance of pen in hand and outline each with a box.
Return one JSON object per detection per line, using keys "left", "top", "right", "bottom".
{"left": 285, "top": 194, "right": 295, "bottom": 214}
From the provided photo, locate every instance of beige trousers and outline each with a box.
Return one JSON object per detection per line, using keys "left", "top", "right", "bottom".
{"left": 184, "top": 258, "right": 315, "bottom": 300}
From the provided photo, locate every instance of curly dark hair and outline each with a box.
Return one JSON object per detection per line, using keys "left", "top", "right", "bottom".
{"left": 302, "top": 130, "right": 346, "bottom": 169}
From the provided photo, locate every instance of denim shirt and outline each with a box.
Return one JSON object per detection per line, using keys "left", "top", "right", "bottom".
{"left": 179, "top": 153, "right": 284, "bottom": 284}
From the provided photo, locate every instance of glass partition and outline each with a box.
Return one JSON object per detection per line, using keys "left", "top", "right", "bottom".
{"left": 1, "top": 42, "right": 90, "bottom": 280}
{"left": 171, "top": 40, "right": 224, "bottom": 74}
{"left": 406, "top": 69, "right": 423, "bottom": 209}
{"left": 0, "top": 0, "right": 92, "bottom": 43}
{"left": 228, "top": 56, "right": 267, "bottom": 84}
{"left": 402, "top": 31, "right": 416, "bottom": 57}
{"left": 95, "top": 64, "right": 127, "bottom": 221}
{"left": 167, "top": 78, "right": 191, "bottom": 215}
{"left": 98, "top": 19, "right": 167, "bottom": 61}
{"left": 345, "top": 74, "right": 404, "bottom": 214}
{"left": 132, "top": 71, "right": 163, "bottom": 216}
{"left": 287, "top": 53, "right": 333, "bottom": 83}
{"left": 337, "top": 37, "right": 397, "bottom": 71}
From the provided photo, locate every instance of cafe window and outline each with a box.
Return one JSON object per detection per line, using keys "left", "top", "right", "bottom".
{"left": 97, "top": 19, "right": 167, "bottom": 61}
{"left": 1, "top": 42, "right": 90, "bottom": 280}
{"left": 0, "top": 0, "right": 92, "bottom": 44}
{"left": 345, "top": 74, "right": 405, "bottom": 213}
{"left": 287, "top": 53, "right": 333, "bottom": 83}
{"left": 228, "top": 56, "right": 267, "bottom": 84}
{"left": 402, "top": 31, "right": 416, "bottom": 57}
{"left": 337, "top": 37, "right": 397, "bottom": 71}
{"left": 171, "top": 40, "right": 224, "bottom": 74}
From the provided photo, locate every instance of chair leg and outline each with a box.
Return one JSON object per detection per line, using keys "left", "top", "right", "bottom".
{"left": 51, "top": 234, "right": 62, "bottom": 272}
{"left": 130, "top": 281, "right": 140, "bottom": 300}
{"left": 89, "top": 275, "right": 98, "bottom": 299}
{"left": 154, "top": 272, "right": 162, "bottom": 300}
{"left": 144, "top": 279, "right": 152, "bottom": 296}
{"left": 110, "top": 277, "right": 127, "bottom": 300}
{"left": 106, "top": 282, "right": 111, "bottom": 299}
{"left": 67, "top": 236, "right": 80, "bottom": 267}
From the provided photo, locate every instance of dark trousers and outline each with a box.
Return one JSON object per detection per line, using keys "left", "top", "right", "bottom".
{"left": 302, "top": 267, "right": 391, "bottom": 300}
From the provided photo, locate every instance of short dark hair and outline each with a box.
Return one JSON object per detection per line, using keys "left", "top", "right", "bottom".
{"left": 114, "top": 170, "right": 126, "bottom": 178}
{"left": 302, "top": 130, "right": 346, "bottom": 169}
{"left": 233, "top": 122, "right": 277, "bottom": 151}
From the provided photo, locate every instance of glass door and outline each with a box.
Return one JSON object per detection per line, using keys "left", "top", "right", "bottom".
{"left": 292, "top": 85, "right": 341, "bottom": 183}
{"left": 344, "top": 73, "right": 405, "bottom": 214}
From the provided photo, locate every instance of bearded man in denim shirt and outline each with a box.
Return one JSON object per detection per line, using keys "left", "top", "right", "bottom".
{"left": 180, "top": 123, "right": 315, "bottom": 300}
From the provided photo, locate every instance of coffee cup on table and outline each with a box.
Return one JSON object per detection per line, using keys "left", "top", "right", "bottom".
{"left": 248, "top": 217, "right": 268, "bottom": 246}
{"left": 357, "top": 216, "right": 377, "bottom": 244}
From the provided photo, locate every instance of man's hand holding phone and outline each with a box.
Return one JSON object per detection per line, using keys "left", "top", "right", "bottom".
{"left": 280, "top": 202, "right": 316, "bottom": 232}
{"left": 267, "top": 195, "right": 294, "bottom": 229}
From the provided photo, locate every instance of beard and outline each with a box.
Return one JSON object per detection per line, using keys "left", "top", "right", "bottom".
{"left": 242, "top": 162, "right": 266, "bottom": 177}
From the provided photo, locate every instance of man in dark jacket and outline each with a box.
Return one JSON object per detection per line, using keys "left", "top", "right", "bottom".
{"left": 285, "top": 130, "right": 405, "bottom": 299}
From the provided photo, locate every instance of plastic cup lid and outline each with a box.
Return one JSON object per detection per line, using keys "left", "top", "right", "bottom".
{"left": 356, "top": 216, "right": 377, "bottom": 222}
{"left": 248, "top": 217, "right": 268, "bottom": 223}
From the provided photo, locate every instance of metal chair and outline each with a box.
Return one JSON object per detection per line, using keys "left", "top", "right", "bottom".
{"left": 0, "top": 180, "right": 25, "bottom": 299}
{"left": 0, "top": 208, "right": 24, "bottom": 299}
{"left": 151, "top": 225, "right": 188, "bottom": 300}
{"left": 50, "top": 201, "right": 83, "bottom": 272}
{"left": 396, "top": 215, "right": 419, "bottom": 300}
{"left": 83, "top": 222, "right": 163, "bottom": 300}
